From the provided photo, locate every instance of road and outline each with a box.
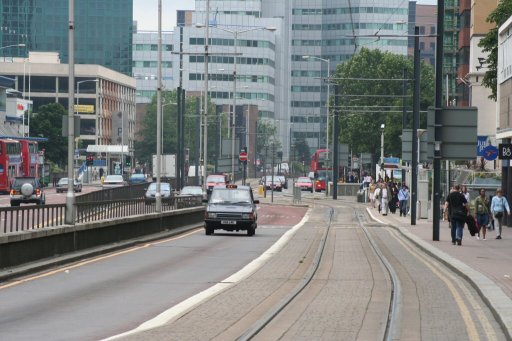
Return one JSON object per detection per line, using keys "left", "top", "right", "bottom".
{"left": 0, "top": 185, "right": 100, "bottom": 208}
{"left": 0, "top": 203, "right": 307, "bottom": 341}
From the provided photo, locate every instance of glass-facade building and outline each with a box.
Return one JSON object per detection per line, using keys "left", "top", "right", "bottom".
{"left": 0, "top": 0, "right": 133, "bottom": 75}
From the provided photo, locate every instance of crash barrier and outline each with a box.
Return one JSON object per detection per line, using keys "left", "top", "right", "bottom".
{"left": 293, "top": 185, "right": 301, "bottom": 204}
{"left": 0, "top": 205, "right": 205, "bottom": 269}
{"left": 328, "top": 183, "right": 361, "bottom": 196}
{"left": 0, "top": 195, "right": 203, "bottom": 234}
{"left": 76, "top": 183, "right": 147, "bottom": 203}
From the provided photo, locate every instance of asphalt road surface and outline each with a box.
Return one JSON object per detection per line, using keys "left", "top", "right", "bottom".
{"left": 0, "top": 204, "right": 307, "bottom": 341}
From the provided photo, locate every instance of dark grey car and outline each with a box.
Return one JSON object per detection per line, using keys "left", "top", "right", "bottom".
{"left": 203, "top": 185, "right": 259, "bottom": 236}
{"left": 10, "top": 177, "right": 46, "bottom": 206}
{"left": 144, "top": 182, "right": 173, "bottom": 205}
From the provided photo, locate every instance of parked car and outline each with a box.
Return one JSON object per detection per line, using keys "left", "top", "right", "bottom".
{"left": 295, "top": 176, "right": 313, "bottom": 192}
{"left": 203, "top": 185, "right": 259, "bottom": 236}
{"left": 144, "top": 182, "right": 173, "bottom": 205}
{"left": 10, "top": 176, "right": 46, "bottom": 206}
{"left": 102, "top": 175, "right": 125, "bottom": 188}
{"left": 314, "top": 176, "right": 327, "bottom": 192}
{"left": 56, "top": 178, "right": 82, "bottom": 193}
{"left": 264, "top": 175, "right": 282, "bottom": 191}
{"left": 128, "top": 173, "right": 147, "bottom": 185}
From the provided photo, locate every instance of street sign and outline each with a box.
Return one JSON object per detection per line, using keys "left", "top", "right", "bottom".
{"left": 239, "top": 151, "right": 248, "bottom": 162}
{"left": 498, "top": 144, "right": 512, "bottom": 159}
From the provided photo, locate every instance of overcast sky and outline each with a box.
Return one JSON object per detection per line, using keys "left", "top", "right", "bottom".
{"left": 133, "top": 0, "right": 438, "bottom": 31}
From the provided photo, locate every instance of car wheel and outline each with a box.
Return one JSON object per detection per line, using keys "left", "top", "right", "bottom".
{"left": 205, "top": 225, "right": 214, "bottom": 235}
{"left": 247, "top": 224, "right": 255, "bottom": 236}
{"left": 310, "top": 188, "right": 313, "bottom": 193}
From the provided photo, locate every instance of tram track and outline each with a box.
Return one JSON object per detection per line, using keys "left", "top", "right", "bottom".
{"left": 237, "top": 201, "right": 401, "bottom": 341}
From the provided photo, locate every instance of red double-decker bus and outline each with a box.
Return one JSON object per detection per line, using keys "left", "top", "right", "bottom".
{"left": 0, "top": 139, "right": 22, "bottom": 192}
{"left": 20, "top": 139, "right": 39, "bottom": 177}
{"left": 310, "top": 149, "right": 330, "bottom": 173}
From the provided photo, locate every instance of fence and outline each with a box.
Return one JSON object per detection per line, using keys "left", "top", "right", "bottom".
{"left": 1, "top": 194, "right": 203, "bottom": 234}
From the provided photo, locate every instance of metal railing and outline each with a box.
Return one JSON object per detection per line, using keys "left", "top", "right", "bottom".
{"left": 1, "top": 195, "right": 203, "bottom": 234}
{"left": 0, "top": 204, "right": 66, "bottom": 234}
{"left": 75, "top": 183, "right": 147, "bottom": 203}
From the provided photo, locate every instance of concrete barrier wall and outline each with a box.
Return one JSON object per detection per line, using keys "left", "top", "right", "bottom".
{"left": 329, "top": 183, "right": 361, "bottom": 196}
{"left": 0, "top": 207, "right": 205, "bottom": 269}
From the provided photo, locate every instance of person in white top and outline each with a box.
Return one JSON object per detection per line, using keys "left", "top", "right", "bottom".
{"left": 462, "top": 186, "right": 470, "bottom": 202}
{"left": 380, "top": 182, "right": 390, "bottom": 216}
{"left": 490, "top": 188, "right": 511, "bottom": 239}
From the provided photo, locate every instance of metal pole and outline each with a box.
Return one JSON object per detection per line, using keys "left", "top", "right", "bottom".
{"left": 177, "top": 86, "right": 182, "bottom": 189}
{"left": 231, "top": 31, "right": 237, "bottom": 180}
{"left": 433, "top": 0, "right": 444, "bottom": 241}
{"left": 411, "top": 26, "right": 420, "bottom": 226}
{"left": 203, "top": 0, "right": 210, "bottom": 192}
{"left": 121, "top": 109, "right": 124, "bottom": 176}
{"left": 333, "top": 84, "right": 340, "bottom": 200}
{"left": 326, "top": 59, "right": 331, "bottom": 185}
{"left": 65, "top": 0, "right": 76, "bottom": 224}
{"left": 199, "top": 93, "right": 203, "bottom": 185}
{"left": 402, "top": 67, "right": 407, "bottom": 129}
{"left": 380, "top": 127, "right": 384, "bottom": 180}
{"left": 181, "top": 88, "right": 186, "bottom": 188}
{"left": 155, "top": 0, "right": 162, "bottom": 212}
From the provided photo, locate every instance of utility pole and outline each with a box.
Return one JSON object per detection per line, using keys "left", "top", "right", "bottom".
{"left": 333, "top": 84, "right": 340, "bottom": 200}
{"left": 433, "top": 0, "right": 445, "bottom": 240}
{"left": 65, "top": 0, "right": 76, "bottom": 224}
{"left": 411, "top": 26, "right": 420, "bottom": 226}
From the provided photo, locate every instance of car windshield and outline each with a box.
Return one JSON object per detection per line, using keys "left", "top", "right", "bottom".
{"left": 181, "top": 187, "right": 202, "bottom": 195}
{"left": 147, "top": 183, "right": 171, "bottom": 191}
{"left": 131, "top": 174, "right": 144, "bottom": 179}
{"left": 298, "top": 177, "right": 311, "bottom": 183}
{"left": 210, "top": 189, "right": 251, "bottom": 204}
{"left": 58, "top": 178, "right": 69, "bottom": 184}
{"left": 207, "top": 175, "right": 225, "bottom": 183}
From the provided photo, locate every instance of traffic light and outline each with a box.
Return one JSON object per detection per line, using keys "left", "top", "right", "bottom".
{"left": 348, "top": 156, "right": 352, "bottom": 169}
{"left": 86, "top": 154, "right": 94, "bottom": 166}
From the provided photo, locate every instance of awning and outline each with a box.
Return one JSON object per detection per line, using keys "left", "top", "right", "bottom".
{"left": 86, "top": 145, "right": 129, "bottom": 153}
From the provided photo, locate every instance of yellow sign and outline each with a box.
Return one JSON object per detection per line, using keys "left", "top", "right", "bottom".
{"left": 74, "top": 104, "right": 95, "bottom": 113}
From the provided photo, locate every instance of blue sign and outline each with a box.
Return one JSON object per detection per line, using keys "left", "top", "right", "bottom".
{"left": 383, "top": 157, "right": 400, "bottom": 165}
{"left": 483, "top": 145, "right": 499, "bottom": 161}
{"left": 477, "top": 136, "right": 488, "bottom": 156}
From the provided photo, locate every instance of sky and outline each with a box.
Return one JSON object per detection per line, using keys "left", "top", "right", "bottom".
{"left": 133, "top": 0, "right": 437, "bottom": 31}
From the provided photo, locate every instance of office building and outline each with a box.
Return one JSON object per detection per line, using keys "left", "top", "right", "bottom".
{"left": 0, "top": 52, "right": 136, "bottom": 155}
{"left": 0, "top": 0, "right": 133, "bottom": 75}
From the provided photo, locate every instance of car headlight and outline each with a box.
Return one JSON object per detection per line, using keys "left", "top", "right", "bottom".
{"left": 208, "top": 212, "right": 217, "bottom": 218}
{"left": 242, "top": 213, "right": 251, "bottom": 219}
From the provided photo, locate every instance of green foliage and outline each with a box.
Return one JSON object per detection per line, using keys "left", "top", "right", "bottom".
{"left": 478, "top": 0, "right": 512, "bottom": 101}
{"left": 29, "top": 103, "right": 68, "bottom": 166}
{"left": 333, "top": 48, "right": 435, "bottom": 159}
{"left": 293, "top": 138, "right": 311, "bottom": 165}
{"left": 256, "top": 120, "right": 279, "bottom": 154}
{"left": 134, "top": 91, "right": 219, "bottom": 167}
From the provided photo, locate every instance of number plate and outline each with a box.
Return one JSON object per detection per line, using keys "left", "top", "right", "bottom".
{"left": 221, "top": 220, "right": 237, "bottom": 225}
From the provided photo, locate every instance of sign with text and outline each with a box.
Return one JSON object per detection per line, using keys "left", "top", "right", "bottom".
{"left": 498, "top": 144, "right": 512, "bottom": 159}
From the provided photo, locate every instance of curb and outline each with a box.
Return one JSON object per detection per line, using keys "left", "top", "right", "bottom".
{"left": 366, "top": 207, "right": 512, "bottom": 339}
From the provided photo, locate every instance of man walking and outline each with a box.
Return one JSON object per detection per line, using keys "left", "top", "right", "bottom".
{"left": 398, "top": 184, "right": 409, "bottom": 217}
{"left": 444, "top": 184, "right": 468, "bottom": 246}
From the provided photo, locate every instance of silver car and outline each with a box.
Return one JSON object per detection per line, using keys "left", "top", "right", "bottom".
{"left": 102, "top": 175, "right": 125, "bottom": 189}
{"left": 145, "top": 182, "right": 173, "bottom": 205}
{"left": 56, "top": 178, "right": 82, "bottom": 193}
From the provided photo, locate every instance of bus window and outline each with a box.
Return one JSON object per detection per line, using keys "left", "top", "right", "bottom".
{"left": 8, "top": 165, "right": 17, "bottom": 179}
{"left": 30, "top": 165, "right": 36, "bottom": 176}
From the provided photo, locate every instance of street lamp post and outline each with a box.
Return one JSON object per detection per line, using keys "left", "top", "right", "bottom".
{"left": 200, "top": 25, "right": 276, "bottom": 180}
{"left": 380, "top": 123, "right": 385, "bottom": 181}
{"left": 0, "top": 43, "right": 25, "bottom": 61}
{"left": 65, "top": 0, "right": 75, "bottom": 225}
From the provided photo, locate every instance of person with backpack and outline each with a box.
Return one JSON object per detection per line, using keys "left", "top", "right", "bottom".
{"left": 474, "top": 188, "right": 490, "bottom": 240}
{"left": 444, "top": 184, "right": 468, "bottom": 246}
{"left": 490, "top": 188, "right": 511, "bottom": 240}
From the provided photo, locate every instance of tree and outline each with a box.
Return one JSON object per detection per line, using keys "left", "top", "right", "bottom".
{"left": 333, "top": 48, "right": 435, "bottom": 160}
{"left": 134, "top": 90, "right": 220, "bottom": 167}
{"left": 29, "top": 103, "right": 68, "bottom": 166}
{"left": 478, "top": 0, "right": 512, "bottom": 100}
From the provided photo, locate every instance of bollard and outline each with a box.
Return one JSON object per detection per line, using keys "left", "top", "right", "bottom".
{"left": 258, "top": 185, "right": 264, "bottom": 197}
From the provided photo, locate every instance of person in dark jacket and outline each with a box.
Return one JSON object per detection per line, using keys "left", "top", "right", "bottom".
{"left": 444, "top": 184, "right": 468, "bottom": 245}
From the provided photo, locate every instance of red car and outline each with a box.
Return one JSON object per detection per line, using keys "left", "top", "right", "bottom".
{"left": 206, "top": 174, "right": 228, "bottom": 194}
{"left": 295, "top": 177, "right": 313, "bottom": 192}
{"left": 314, "top": 176, "right": 327, "bottom": 192}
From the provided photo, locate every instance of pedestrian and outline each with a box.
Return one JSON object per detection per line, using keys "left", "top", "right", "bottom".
{"left": 474, "top": 188, "right": 490, "bottom": 240}
{"left": 369, "top": 180, "right": 377, "bottom": 208}
{"left": 99, "top": 167, "right": 104, "bottom": 179}
{"left": 462, "top": 185, "right": 470, "bottom": 202}
{"left": 380, "top": 182, "right": 390, "bottom": 216}
{"left": 444, "top": 184, "right": 468, "bottom": 246}
{"left": 398, "top": 184, "right": 409, "bottom": 217}
{"left": 389, "top": 186, "right": 399, "bottom": 214}
{"left": 375, "top": 183, "right": 382, "bottom": 213}
{"left": 490, "top": 188, "right": 511, "bottom": 240}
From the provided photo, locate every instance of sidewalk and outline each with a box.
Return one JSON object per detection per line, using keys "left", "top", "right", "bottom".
{"left": 364, "top": 203, "right": 512, "bottom": 336}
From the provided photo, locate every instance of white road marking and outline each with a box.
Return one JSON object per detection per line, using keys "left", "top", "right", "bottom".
{"left": 103, "top": 209, "right": 312, "bottom": 340}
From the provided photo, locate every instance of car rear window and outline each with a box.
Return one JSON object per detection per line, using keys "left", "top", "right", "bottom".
{"left": 12, "top": 178, "right": 36, "bottom": 189}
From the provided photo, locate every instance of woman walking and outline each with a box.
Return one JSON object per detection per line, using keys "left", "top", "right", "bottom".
{"left": 474, "top": 188, "right": 490, "bottom": 240}
{"left": 490, "top": 188, "right": 511, "bottom": 239}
